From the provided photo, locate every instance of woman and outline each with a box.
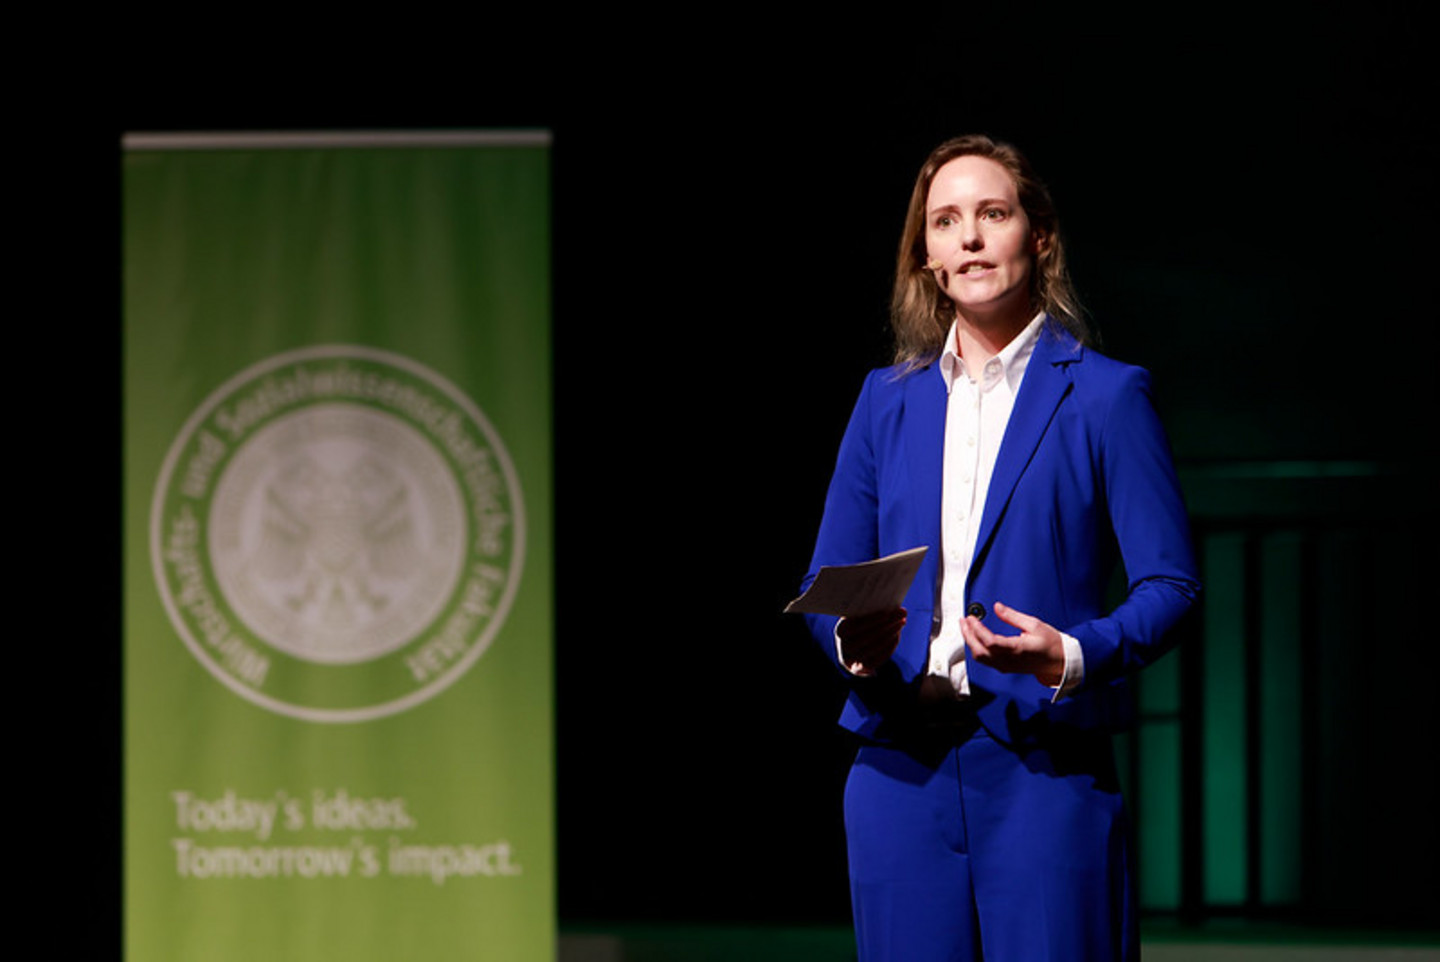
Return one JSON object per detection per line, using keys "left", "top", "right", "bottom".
{"left": 801, "top": 135, "right": 1200, "bottom": 961}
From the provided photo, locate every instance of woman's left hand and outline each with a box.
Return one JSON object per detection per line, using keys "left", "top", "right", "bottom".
{"left": 962, "top": 601, "right": 1065, "bottom": 687}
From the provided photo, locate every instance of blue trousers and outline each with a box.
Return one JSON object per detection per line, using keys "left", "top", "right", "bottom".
{"left": 844, "top": 724, "right": 1137, "bottom": 961}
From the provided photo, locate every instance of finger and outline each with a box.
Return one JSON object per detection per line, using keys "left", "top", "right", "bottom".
{"left": 969, "top": 633, "right": 1025, "bottom": 672}
{"left": 968, "top": 618, "right": 1038, "bottom": 673}
{"left": 967, "top": 615, "right": 1019, "bottom": 650}
{"left": 867, "top": 605, "right": 906, "bottom": 622}
{"left": 850, "top": 632, "right": 901, "bottom": 661}
{"left": 848, "top": 608, "right": 907, "bottom": 634}
{"left": 861, "top": 620, "right": 906, "bottom": 651}
{"left": 839, "top": 609, "right": 905, "bottom": 640}
{"left": 840, "top": 611, "right": 906, "bottom": 667}
{"left": 963, "top": 616, "right": 993, "bottom": 658}
{"left": 992, "top": 601, "right": 1040, "bottom": 633}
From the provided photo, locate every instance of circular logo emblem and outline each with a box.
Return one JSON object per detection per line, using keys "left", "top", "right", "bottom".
{"left": 150, "top": 345, "right": 524, "bottom": 723}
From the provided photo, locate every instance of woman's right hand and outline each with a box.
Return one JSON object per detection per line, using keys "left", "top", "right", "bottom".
{"left": 837, "top": 608, "right": 906, "bottom": 677}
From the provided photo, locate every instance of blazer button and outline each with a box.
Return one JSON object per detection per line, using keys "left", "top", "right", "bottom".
{"left": 966, "top": 602, "right": 986, "bottom": 619}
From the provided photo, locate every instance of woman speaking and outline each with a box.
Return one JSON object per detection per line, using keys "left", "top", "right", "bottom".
{"left": 801, "top": 135, "right": 1201, "bottom": 961}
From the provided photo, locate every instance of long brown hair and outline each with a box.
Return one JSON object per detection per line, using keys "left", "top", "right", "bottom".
{"left": 890, "top": 135, "right": 1091, "bottom": 367}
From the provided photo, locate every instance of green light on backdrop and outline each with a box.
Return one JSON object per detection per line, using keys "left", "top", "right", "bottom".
{"left": 1203, "top": 533, "right": 1247, "bottom": 905}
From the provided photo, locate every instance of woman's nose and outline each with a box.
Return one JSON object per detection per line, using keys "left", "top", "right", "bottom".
{"left": 960, "top": 218, "right": 983, "bottom": 251}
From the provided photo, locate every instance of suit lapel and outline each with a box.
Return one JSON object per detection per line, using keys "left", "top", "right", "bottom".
{"left": 969, "top": 326, "right": 1079, "bottom": 578}
{"left": 904, "top": 362, "right": 947, "bottom": 553}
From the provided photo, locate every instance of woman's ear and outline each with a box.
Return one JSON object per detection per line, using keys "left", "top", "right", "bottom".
{"left": 1031, "top": 229, "right": 1050, "bottom": 255}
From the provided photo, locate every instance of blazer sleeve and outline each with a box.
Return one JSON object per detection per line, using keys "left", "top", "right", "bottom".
{"left": 1067, "top": 366, "right": 1201, "bottom": 688}
{"left": 800, "top": 371, "right": 881, "bottom": 671}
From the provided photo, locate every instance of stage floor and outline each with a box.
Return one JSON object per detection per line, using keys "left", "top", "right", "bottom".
{"left": 559, "top": 922, "right": 1440, "bottom": 962}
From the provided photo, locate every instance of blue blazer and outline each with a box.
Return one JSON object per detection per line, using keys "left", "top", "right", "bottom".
{"left": 804, "top": 320, "right": 1201, "bottom": 747}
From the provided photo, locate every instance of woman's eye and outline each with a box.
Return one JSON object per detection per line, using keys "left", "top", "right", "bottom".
{"left": 982, "top": 208, "right": 1005, "bottom": 221}
{"left": 935, "top": 215, "right": 954, "bottom": 229}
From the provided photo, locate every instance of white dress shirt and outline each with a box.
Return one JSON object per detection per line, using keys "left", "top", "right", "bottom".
{"left": 838, "top": 313, "right": 1082, "bottom": 701}
{"left": 925, "top": 313, "right": 1082, "bottom": 701}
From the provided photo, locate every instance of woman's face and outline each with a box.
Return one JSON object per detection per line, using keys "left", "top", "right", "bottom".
{"left": 924, "top": 155, "right": 1038, "bottom": 324}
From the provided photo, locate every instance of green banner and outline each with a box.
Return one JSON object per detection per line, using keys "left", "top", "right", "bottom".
{"left": 124, "top": 132, "right": 552, "bottom": 960}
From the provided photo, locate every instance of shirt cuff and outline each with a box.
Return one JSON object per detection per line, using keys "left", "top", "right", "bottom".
{"left": 1049, "top": 631, "right": 1084, "bottom": 703}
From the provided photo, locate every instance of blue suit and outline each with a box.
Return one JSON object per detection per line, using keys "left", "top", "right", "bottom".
{"left": 803, "top": 320, "right": 1200, "bottom": 960}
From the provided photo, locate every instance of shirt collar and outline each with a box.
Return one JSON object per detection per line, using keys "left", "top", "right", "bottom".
{"left": 939, "top": 311, "right": 1046, "bottom": 393}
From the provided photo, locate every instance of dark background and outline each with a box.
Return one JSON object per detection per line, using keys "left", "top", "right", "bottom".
{"left": 543, "top": 14, "right": 1437, "bottom": 930}
{"left": 106, "top": 5, "right": 1437, "bottom": 938}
